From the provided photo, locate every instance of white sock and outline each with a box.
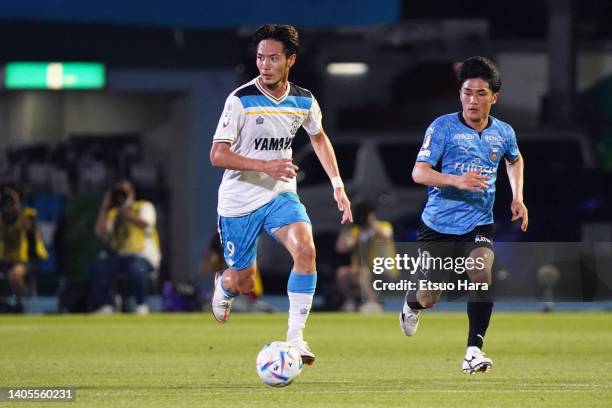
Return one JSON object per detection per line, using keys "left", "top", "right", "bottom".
{"left": 286, "top": 291, "right": 314, "bottom": 343}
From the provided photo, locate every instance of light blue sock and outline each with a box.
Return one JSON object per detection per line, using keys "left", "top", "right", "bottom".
{"left": 287, "top": 271, "right": 317, "bottom": 294}
{"left": 287, "top": 271, "right": 317, "bottom": 342}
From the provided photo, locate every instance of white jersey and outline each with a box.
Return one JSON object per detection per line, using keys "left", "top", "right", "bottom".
{"left": 213, "top": 77, "right": 323, "bottom": 217}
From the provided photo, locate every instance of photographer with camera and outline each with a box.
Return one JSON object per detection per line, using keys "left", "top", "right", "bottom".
{"left": 0, "top": 183, "right": 48, "bottom": 313}
{"left": 335, "top": 200, "right": 396, "bottom": 313}
{"left": 91, "top": 179, "right": 160, "bottom": 314}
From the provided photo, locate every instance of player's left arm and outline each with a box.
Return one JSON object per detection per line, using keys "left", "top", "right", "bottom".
{"left": 310, "top": 130, "right": 353, "bottom": 224}
{"left": 505, "top": 153, "right": 528, "bottom": 232}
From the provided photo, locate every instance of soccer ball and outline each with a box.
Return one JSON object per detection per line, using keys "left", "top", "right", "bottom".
{"left": 256, "top": 341, "right": 303, "bottom": 387}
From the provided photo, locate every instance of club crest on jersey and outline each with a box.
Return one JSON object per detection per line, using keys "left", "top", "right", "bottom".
{"left": 256, "top": 116, "right": 264, "bottom": 125}
{"left": 489, "top": 146, "right": 501, "bottom": 162}
{"left": 289, "top": 116, "right": 301, "bottom": 135}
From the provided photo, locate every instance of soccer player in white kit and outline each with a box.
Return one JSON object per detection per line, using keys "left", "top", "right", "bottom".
{"left": 209, "top": 24, "right": 352, "bottom": 365}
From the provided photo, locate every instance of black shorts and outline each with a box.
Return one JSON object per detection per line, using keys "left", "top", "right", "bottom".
{"left": 417, "top": 222, "right": 494, "bottom": 253}
{"left": 416, "top": 222, "right": 494, "bottom": 283}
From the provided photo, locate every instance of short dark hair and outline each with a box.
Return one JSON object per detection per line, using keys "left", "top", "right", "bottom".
{"left": 458, "top": 56, "right": 501, "bottom": 93}
{"left": 253, "top": 24, "right": 299, "bottom": 56}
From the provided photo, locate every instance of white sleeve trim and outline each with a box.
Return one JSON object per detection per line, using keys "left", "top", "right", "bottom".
{"left": 213, "top": 95, "right": 244, "bottom": 144}
{"left": 302, "top": 95, "right": 323, "bottom": 136}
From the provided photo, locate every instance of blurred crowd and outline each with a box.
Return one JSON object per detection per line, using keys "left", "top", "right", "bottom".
{"left": 0, "top": 178, "right": 162, "bottom": 314}
{"left": 1, "top": 171, "right": 400, "bottom": 314}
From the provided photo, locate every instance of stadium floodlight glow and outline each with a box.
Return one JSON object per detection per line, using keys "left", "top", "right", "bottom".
{"left": 5, "top": 62, "right": 105, "bottom": 90}
{"left": 326, "top": 62, "right": 369, "bottom": 76}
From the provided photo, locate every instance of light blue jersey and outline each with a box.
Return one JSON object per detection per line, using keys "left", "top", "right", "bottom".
{"left": 416, "top": 112, "right": 520, "bottom": 235}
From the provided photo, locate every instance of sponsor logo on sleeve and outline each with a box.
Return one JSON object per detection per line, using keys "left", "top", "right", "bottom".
{"left": 418, "top": 134, "right": 432, "bottom": 157}
{"left": 222, "top": 103, "right": 232, "bottom": 128}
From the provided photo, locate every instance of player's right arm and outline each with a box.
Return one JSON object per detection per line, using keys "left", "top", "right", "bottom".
{"left": 209, "top": 93, "right": 298, "bottom": 182}
{"left": 412, "top": 119, "right": 488, "bottom": 192}
{"left": 412, "top": 162, "right": 489, "bottom": 192}
{"left": 210, "top": 143, "right": 298, "bottom": 182}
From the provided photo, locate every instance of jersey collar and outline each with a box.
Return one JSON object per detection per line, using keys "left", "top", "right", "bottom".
{"left": 457, "top": 111, "right": 492, "bottom": 133}
{"left": 255, "top": 76, "right": 290, "bottom": 103}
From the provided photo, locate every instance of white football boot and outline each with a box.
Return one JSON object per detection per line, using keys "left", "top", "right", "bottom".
{"left": 290, "top": 339, "right": 315, "bottom": 366}
{"left": 211, "top": 272, "right": 234, "bottom": 323}
{"left": 399, "top": 302, "right": 421, "bottom": 336}
{"left": 462, "top": 346, "right": 493, "bottom": 374}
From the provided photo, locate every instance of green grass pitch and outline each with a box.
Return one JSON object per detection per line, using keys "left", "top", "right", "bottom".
{"left": 1, "top": 312, "right": 611, "bottom": 407}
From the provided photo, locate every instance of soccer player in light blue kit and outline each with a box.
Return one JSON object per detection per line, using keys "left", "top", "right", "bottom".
{"left": 209, "top": 24, "right": 352, "bottom": 365}
{"left": 399, "top": 56, "right": 528, "bottom": 373}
